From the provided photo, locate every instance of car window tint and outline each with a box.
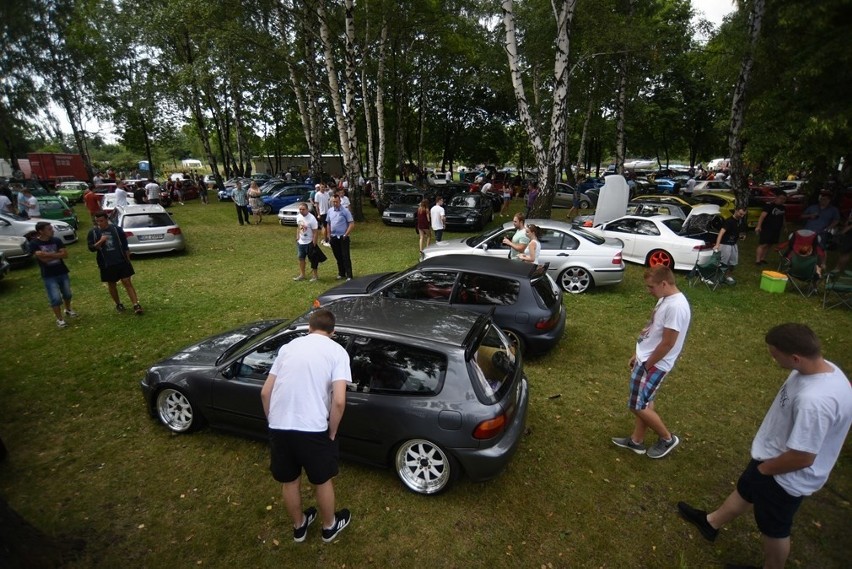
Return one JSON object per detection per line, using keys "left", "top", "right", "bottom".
{"left": 572, "top": 227, "right": 605, "bottom": 245}
{"left": 238, "top": 331, "right": 307, "bottom": 380}
{"left": 607, "top": 219, "right": 637, "bottom": 233}
{"left": 469, "top": 324, "right": 517, "bottom": 403}
{"left": 385, "top": 270, "right": 456, "bottom": 302}
{"left": 662, "top": 218, "right": 684, "bottom": 233}
{"left": 456, "top": 273, "right": 519, "bottom": 305}
{"left": 349, "top": 337, "right": 445, "bottom": 394}
{"left": 122, "top": 213, "right": 175, "bottom": 228}
{"left": 537, "top": 228, "right": 563, "bottom": 250}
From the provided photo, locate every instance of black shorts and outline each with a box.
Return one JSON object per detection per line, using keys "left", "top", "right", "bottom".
{"left": 317, "top": 214, "right": 327, "bottom": 228}
{"left": 838, "top": 231, "right": 852, "bottom": 254}
{"left": 736, "top": 459, "right": 803, "bottom": 538}
{"left": 758, "top": 227, "right": 782, "bottom": 245}
{"left": 269, "top": 429, "right": 339, "bottom": 485}
{"left": 100, "top": 262, "right": 135, "bottom": 283}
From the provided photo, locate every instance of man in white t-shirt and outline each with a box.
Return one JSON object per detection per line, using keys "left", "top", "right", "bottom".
{"left": 293, "top": 202, "right": 320, "bottom": 282}
{"left": 144, "top": 181, "right": 160, "bottom": 205}
{"left": 114, "top": 182, "right": 129, "bottom": 208}
{"left": 0, "top": 191, "right": 13, "bottom": 214}
{"left": 260, "top": 309, "right": 353, "bottom": 543}
{"left": 21, "top": 188, "right": 40, "bottom": 218}
{"left": 612, "top": 265, "right": 691, "bottom": 459}
{"left": 430, "top": 196, "right": 446, "bottom": 241}
{"left": 678, "top": 323, "right": 851, "bottom": 569}
{"left": 315, "top": 185, "right": 331, "bottom": 245}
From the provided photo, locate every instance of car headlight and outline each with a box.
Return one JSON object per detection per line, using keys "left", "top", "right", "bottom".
{"left": 405, "top": 213, "right": 413, "bottom": 218}
{"left": 382, "top": 211, "right": 390, "bottom": 217}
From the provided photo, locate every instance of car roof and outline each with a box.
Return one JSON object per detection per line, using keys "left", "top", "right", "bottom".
{"left": 117, "top": 204, "right": 169, "bottom": 215}
{"left": 417, "top": 254, "right": 540, "bottom": 278}
{"left": 299, "top": 297, "right": 485, "bottom": 348}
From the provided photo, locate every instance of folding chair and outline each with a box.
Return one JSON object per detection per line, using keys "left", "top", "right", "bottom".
{"left": 687, "top": 251, "right": 724, "bottom": 291}
{"left": 776, "top": 229, "right": 825, "bottom": 271}
{"left": 784, "top": 253, "right": 821, "bottom": 297}
{"left": 823, "top": 271, "right": 852, "bottom": 309}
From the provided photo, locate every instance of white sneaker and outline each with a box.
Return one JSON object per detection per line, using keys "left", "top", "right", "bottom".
{"left": 64, "top": 309, "right": 79, "bottom": 318}
{"left": 56, "top": 319, "right": 68, "bottom": 328}
{"left": 309, "top": 277, "right": 318, "bottom": 282}
{"left": 293, "top": 275, "right": 305, "bottom": 281}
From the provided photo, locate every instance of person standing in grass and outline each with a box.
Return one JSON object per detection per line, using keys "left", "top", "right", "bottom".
{"left": 713, "top": 207, "right": 747, "bottom": 285}
{"left": 416, "top": 198, "right": 431, "bottom": 252}
{"left": 29, "top": 221, "right": 78, "bottom": 328}
{"left": 612, "top": 265, "right": 690, "bottom": 459}
{"left": 430, "top": 196, "right": 445, "bottom": 242}
{"left": 232, "top": 180, "right": 249, "bottom": 226}
{"left": 327, "top": 194, "right": 354, "bottom": 280}
{"left": 87, "top": 212, "right": 143, "bottom": 315}
{"left": 678, "top": 323, "right": 851, "bottom": 569}
{"left": 755, "top": 190, "right": 787, "bottom": 265}
{"left": 293, "top": 202, "right": 320, "bottom": 282}
{"left": 260, "top": 309, "right": 352, "bottom": 544}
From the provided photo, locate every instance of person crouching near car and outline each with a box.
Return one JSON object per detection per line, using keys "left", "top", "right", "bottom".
{"left": 87, "top": 212, "right": 143, "bottom": 315}
{"left": 260, "top": 309, "right": 353, "bottom": 543}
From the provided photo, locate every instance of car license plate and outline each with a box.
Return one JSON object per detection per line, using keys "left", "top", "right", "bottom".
{"left": 390, "top": 218, "right": 403, "bottom": 223}
{"left": 138, "top": 234, "right": 164, "bottom": 241}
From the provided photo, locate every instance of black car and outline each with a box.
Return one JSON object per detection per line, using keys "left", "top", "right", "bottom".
{"left": 381, "top": 191, "right": 428, "bottom": 226}
{"left": 141, "top": 297, "right": 529, "bottom": 495}
{"left": 444, "top": 193, "right": 494, "bottom": 231}
{"left": 315, "top": 255, "right": 566, "bottom": 354}
{"left": 376, "top": 181, "right": 418, "bottom": 213}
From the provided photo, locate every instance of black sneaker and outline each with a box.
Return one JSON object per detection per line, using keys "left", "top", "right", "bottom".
{"left": 321, "top": 509, "right": 351, "bottom": 543}
{"left": 133, "top": 304, "right": 144, "bottom": 315}
{"left": 677, "top": 501, "right": 718, "bottom": 542}
{"left": 116, "top": 303, "right": 126, "bottom": 313}
{"left": 293, "top": 507, "right": 317, "bottom": 543}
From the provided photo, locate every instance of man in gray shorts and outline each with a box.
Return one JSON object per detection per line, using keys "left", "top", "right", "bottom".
{"left": 713, "top": 207, "right": 747, "bottom": 285}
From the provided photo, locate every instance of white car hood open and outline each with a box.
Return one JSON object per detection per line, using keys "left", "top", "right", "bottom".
{"left": 592, "top": 175, "right": 630, "bottom": 227}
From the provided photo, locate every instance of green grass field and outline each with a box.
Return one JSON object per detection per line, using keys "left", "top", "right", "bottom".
{"left": 1, "top": 198, "right": 850, "bottom": 568}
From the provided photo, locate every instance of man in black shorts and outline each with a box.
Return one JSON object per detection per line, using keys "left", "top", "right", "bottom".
{"left": 260, "top": 309, "right": 352, "bottom": 543}
{"left": 87, "top": 212, "right": 143, "bottom": 314}
{"left": 755, "top": 190, "right": 787, "bottom": 265}
{"left": 678, "top": 323, "right": 851, "bottom": 569}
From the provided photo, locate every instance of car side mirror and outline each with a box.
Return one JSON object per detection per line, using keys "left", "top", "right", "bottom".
{"left": 221, "top": 363, "right": 236, "bottom": 379}
{"left": 480, "top": 243, "right": 488, "bottom": 251}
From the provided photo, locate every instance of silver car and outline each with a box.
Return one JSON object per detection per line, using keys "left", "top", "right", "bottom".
{"left": 0, "top": 234, "right": 31, "bottom": 263}
{"left": 0, "top": 212, "right": 78, "bottom": 245}
{"left": 421, "top": 219, "right": 625, "bottom": 294}
{"left": 277, "top": 199, "right": 315, "bottom": 226}
{"left": 115, "top": 204, "right": 186, "bottom": 255}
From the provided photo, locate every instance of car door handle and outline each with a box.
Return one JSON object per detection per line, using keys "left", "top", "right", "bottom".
{"left": 557, "top": 253, "right": 570, "bottom": 257}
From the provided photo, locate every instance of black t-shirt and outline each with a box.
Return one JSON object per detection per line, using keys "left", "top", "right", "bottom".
{"left": 87, "top": 224, "right": 129, "bottom": 268}
{"left": 761, "top": 202, "right": 786, "bottom": 232}
{"left": 28, "top": 237, "right": 70, "bottom": 278}
{"left": 721, "top": 216, "right": 743, "bottom": 245}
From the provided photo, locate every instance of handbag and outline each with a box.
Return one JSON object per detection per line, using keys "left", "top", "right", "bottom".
{"left": 308, "top": 243, "right": 327, "bottom": 264}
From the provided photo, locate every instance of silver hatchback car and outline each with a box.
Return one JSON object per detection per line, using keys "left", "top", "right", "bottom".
{"left": 115, "top": 204, "right": 186, "bottom": 255}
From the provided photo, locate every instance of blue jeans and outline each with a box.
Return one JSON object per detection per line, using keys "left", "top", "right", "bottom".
{"left": 43, "top": 273, "right": 72, "bottom": 307}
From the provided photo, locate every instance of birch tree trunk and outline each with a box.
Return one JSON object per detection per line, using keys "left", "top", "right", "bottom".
{"left": 375, "top": 21, "right": 388, "bottom": 190}
{"left": 576, "top": 95, "right": 593, "bottom": 172}
{"left": 613, "top": 1, "right": 634, "bottom": 176}
{"left": 342, "top": 0, "right": 363, "bottom": 220}
{"left": 502, "top": 0, "right": 576, "bottom": 217}
{"left": 317, "top": 0, "right": 352, "bottom": 178}
{"left": 360, "top": 13, "right": 375, "bottom": 179}
{"left": 728, "top": 0, "right": 765, "bottom": 209}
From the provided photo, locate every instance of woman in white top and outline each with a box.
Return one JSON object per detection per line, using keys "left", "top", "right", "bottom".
{"left": 518, "top": 224, "right": 541, "bottom": 264}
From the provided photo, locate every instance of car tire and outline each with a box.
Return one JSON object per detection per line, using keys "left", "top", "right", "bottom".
{"left": 501, "top": 328, "right": 526, "bottom": 354}
{"left": 558, "top": 266, "right": 594, "bottom": 294}
{"left": 155, "top": 387, "right": 203, "bottom": 433}
{"left": 579, "top": 198, "right": 592, "bottom": 209}
{"left": 261, "top": 204, "right": 272, "bottom": 215}
{"left": 394, "top": 438, "right": 459, "bottom": 495}
{"left": 646, "top": 249, "right": 674, "bottom": 268}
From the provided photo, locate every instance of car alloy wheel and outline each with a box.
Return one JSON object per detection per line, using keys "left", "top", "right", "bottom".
{"left": 559, "top": 266, "right": 592, "bottom": 294}
{"left": 579, "top": 199, "right": 591, "bottom": 209}
{"left": 156, "top": 388, "right": 198, "bottom": 433}
{"left": 261, "top": 204, "right": 273, "bottom": 215}
{"left": 395, "top": 439, "right": 457, "bottom": 495}
{"left": 647, "top": 249, "right": 673, "bottom": 267}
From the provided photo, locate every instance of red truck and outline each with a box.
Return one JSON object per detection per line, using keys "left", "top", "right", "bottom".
{"left": 26, "top": 153, "right": 89, "bottom": 187}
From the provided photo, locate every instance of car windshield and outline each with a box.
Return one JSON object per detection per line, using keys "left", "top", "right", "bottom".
{"left": 570, "top": 227, "right": 605, "bottom": 245}
{"left": 450, "top": 195, "right": 477, "bottom": 207}
{"left": 468, "top": 323, "right": 518, "bottom": 404}
{"left": 365, "top": 272, "right": 401, "bottom": 293}
{"left": 122, "top": 213, "right": 175, "bottom": 228}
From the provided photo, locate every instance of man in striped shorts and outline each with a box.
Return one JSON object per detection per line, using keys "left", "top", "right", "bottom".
{"left": 612, "top": 265, "right": 691, "bottom": 459}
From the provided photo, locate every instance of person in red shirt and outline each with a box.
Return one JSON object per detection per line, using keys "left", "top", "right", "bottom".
{"left": 83, "top": 185, "right": 102, "bottom": 223}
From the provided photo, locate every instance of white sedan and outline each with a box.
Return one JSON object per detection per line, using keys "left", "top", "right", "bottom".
{"left": 590, "top": 213, "right": 717, "bottom": 271}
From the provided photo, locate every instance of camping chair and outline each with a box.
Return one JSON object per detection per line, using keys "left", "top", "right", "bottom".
{"left": 776, "top": 229, "right": 825, "bottom": 271}
{"left": 823, "top": 271, "right": 852, "bottom": 310}
{"left": 784, "top": 252, "right": 822, "bottom": 297}
{"left": 687, "top": 251, "right": 724, "bottom": 291}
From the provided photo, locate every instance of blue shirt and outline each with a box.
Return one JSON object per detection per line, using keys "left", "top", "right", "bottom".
{"left": 232, "top": 185, "right": 248, "bottom": 206}
{"left": 327, "top": 206, "right": 354, "bottom": 237}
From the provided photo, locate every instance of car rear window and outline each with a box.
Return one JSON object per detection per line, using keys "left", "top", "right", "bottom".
{"left": 468, "top": 324, "right": 518, "bottom": 404}
{"left": 571, "top": 227, "right": 605, "bottom": 245}
{"left": 349, "top": 337, "right": 446, "bottom": 394}
{"left": 531, "top": 275, "right": 559, "bottom": 308}
{"left": 122, "top": 213, "right": 175, "bottom": 228}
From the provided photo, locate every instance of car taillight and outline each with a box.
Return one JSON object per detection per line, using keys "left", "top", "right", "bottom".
{"left": 582, "top": 220, "right": 593, "bottom": 227}
{"left": 312, "top": 299, "right": 322, "bottom": 309}
{"left": 473, "top": 414, "right": 507, "bottom": 440}
{"left": 693, "top": 243, "right": 713, "bottom": 251}
{"left": 124, "top": 231, "right": 134, "bottom": 237}
{"left": 612, "top": 251, "right": 623, "bottom": 264}
{"left": 535, "top": 313, "right": 559, "bottom": 330}
{"left": 168, "top": 227, "right": 182, "bottom": 235}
